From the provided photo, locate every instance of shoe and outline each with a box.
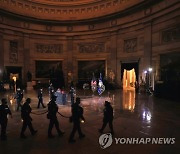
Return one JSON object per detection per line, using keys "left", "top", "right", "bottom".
{"left": 69, "top": 139, "right": 76, "bottom": 143}
{"left": 32, "top": 130, "right": 38, "bottom": 136}
{"left": 98, "top": 129, "right": 103, "bottom": 133}
{"left": 20, "top": 134, "right": 26, "bottom": 139}
{"left": 79, "top": 134, "right": 85, "bottom": 139}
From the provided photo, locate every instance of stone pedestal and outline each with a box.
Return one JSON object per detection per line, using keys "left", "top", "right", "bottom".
{"left": 27, "top": 81, "right": 33, "bottom": 90}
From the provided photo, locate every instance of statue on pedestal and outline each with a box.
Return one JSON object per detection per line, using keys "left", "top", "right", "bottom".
{"left": 109, "top": 70, "right": 115, "bottom": 83}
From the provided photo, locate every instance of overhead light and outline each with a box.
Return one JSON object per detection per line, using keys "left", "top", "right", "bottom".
{"left": 144, "top": 70, "right": 147, "bottom": 74}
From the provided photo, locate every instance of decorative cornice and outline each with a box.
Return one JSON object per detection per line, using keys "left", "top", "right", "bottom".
{"left": 0, "top": 0, "right": 146, "bottom": 21}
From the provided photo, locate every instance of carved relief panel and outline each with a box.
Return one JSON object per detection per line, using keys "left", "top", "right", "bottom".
{"left": 162, "top": 27, "right": 180, "bottom": 43}
{"left": 78, "top": 42, "right": 105, "bottom": 53}
{"left": 36, "top": 44, "right": 63, "bottom": 53}
{"left": 9, "top": 41, "right": 18, "bottom": 63}
{"left": 124, "top": 38, "right": 137, "bottom": 53}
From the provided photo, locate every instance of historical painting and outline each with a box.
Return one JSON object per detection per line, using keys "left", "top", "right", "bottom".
{"left": 78, "top": 60, "right": 105, "bottom": 83}
{"left": 35, "top": 61, "right": 62, "bottom": 78}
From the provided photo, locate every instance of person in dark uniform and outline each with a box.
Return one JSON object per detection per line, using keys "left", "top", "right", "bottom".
{"left": 14, "top": 88, "right": 23, "bottom": 111}
{"left": 20, "top": 98, "right": 37, "bottom": 139}
{"left": 47, "top": 95, "right": 64, "bottom": 138}
{"left": 0, "top": 98, "right": 12, "bottom": 140}
{"left": 69, "top": 97, "right": 85, "bottom": 143}
{"left": 69, "top": 86, "right": 75, "bottom": 105}
{"left": 99, "top": 101, "right": 114, "bottom": 135}
{"left": 48, "top": 83, "right": 54, "bottom": 100}
{"left": 37, "top": 88, "right": 46, "bottom": 108}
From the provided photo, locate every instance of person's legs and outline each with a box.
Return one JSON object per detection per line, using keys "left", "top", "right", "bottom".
{"left": 20, "top": 120, "right": 28, "bottom": 138}
{"left": 109, "top": 121, "right": 114, "bottom": 134}
{"left": 37, "top": 99, "right": 41, "bottom": 108}
{"left": 69, "top": 122, "right": 77, "bottom": 142}
{"left": 76, "top": 122, "right": 84, "bottom": 138}
{"left": 54, "top": 118, "right": 63, "bottom": 135}
{"left": 1, "top": 120, "right": 7, "bottom": 140}
{"left": 99, "top": 121, "right": 108, "bottom": 133}
{"left": 27, "top": 120, "right": 36, "bottom": 135}
{"left": 48, "top": 120, "right": 54, "bottom": 137}
{"left": 17, "top": 99, "right": 21, "bottom": 111}
{"left": 41, "top": 98, "right": 45, "bottom": 108}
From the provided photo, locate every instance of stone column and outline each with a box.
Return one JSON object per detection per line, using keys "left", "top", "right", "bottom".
{"left": 0, "top": 33, "right": 4, "bottom": 80}
{"left": 66, "top": 36, "right": 74, "bottom": 87}
{"left": 143, "top": 22, "right": 152, "bottom": 88}
{"left": 23, "top": 34, "right": 32, "bottom": 90}
{"left": 143, "top": 22, "right": 152, "bottom": 70}
{"left": 109, "top": 31, "right": 118, "bottom": 83}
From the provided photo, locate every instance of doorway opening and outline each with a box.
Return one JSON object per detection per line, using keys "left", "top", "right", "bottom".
{"left": 121, "top": 62, "right": 138, "bottom": 90}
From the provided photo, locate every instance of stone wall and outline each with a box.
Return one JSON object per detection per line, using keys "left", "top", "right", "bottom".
{"left": 0, "top": 0, "right": 179, "bottom": 87}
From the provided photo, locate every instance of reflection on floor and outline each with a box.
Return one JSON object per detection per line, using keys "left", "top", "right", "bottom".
{"left": 122, "top": 90, "right": 135, "bottom": 112}
{"left": 0, "top": 89, "right": 179, "bottom": 154}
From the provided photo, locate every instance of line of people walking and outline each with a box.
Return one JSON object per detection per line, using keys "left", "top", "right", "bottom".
{"left": 0, "top": 94, "right": 114, "bottom": 143}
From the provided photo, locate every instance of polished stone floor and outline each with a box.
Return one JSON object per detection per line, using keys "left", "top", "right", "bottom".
{"left": 0, "top": 89, "right": 179, "bottom": 154}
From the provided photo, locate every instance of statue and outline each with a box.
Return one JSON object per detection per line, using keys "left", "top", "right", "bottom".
{"left": 27, "top": 71, "right": 32, "bottom": 82}
{"left": 109, "top": 70, "right": 115, "bottom": 83}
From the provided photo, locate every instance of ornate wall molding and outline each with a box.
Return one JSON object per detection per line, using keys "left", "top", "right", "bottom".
{"left": 9, "top": 41, "right": 18, "bottom": 63}
{"left": 36, "top": 43, "right": 63, "bottom": 53}
{"left": 0, "top": 0, "right": 140, "bottom": 21}
{"left": 162, "top": 27, "right": 180, "bottom": 43}
{"left": 124, "top": 38, "right": 137, "bottom": 53}
{"left": 78, "top": 42, "right": 105, "bottom": 53}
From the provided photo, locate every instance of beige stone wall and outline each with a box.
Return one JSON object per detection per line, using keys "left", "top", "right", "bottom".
{"left": 0, "top": 0, "right": 179, "bottom": 87}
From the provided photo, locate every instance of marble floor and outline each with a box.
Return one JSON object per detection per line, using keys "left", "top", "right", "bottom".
{"left": 0, "top": 89, "right": 179, "bottom": 154}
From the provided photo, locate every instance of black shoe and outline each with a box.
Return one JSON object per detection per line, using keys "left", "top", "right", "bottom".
{"left": 69, "top": 139, "right": 76, "bottom": 143}
{"left": 79, "top": 134, "right": 85, "bottom": 139}
{"left": 98, "top": 129, "right": 103, "bottom": 133}
{"left": 20, "top": 134, "right": 26, "bottom": 139}
{"left": 32, "top": 130, "right": 38, "bottom": 136}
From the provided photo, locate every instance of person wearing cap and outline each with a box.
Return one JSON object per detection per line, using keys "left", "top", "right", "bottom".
{"left": 69, "top": 97, "right": 85, "bottom": 143}
{"left": 47, "top": 95, "right": 64, "bottom": 138}
{"left": 37, "top": 88, "right": 46, "bottom": 108}
{"left": 0, "top": 98, "right": 12, "bottom": 140}
{"left": 14, "top": 88, "right": 23, "bottom": 111}
{"left": 99, "top": 101, "right": 114, "bottom": 135}
{"left": 20, "top": 98, "right": 37, "bottom": 139}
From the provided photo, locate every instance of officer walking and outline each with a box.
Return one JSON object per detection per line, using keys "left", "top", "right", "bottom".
{"left": 69, "top": 97, "right": 85, "bottom": 143}
{"left": 69, "top": 86, "right": 75, "bottom": 105}
{"left": 99, "top": 101, "right": 114, "bottom": 135}
{"left": 48, "top": 83, "right": 54, "bottom": 100}
{"left": 47, "top": 95, "right": 64, "bottom": 138}
{"left": 14, "top": 88, "right": 23, "bottom": 111}
{"left": 37, "top": 88, "right": 46, "bottom": 108}
{"left": 20, "top": 98, "right": 37, "bottom": 139}
{"left": 0, "top": 98, "right": 12, "bottom": 140}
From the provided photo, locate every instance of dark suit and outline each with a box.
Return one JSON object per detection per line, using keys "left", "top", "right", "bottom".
{"left": 99, "top": 104, "right": 114, "bottom": 134}
{"left": 69, "top": 103, "right": 85, "bottom": 141}
{"left": 21, "top": 103, "right": 36, "bottom": 136}
{"left": 15, "top": 90, "right": 23, "bottom": 111}
{"left": 37, "top": 89, "right": 45, "bottom": 108}
{"left": 47, "top": 100, "right": 63, "bottom": 137}
{"left": 0, "top": 104, "right": 12, "bottom": 140}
